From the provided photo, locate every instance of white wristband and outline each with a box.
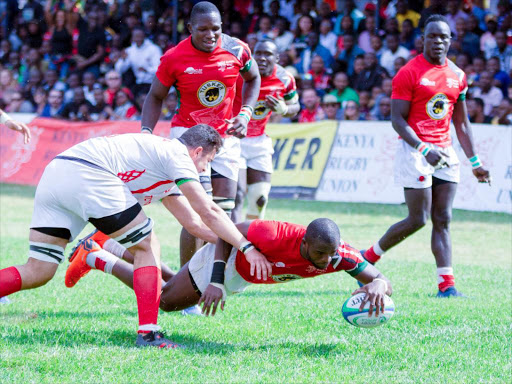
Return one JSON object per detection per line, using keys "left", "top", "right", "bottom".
{"left": 373, "top": 278, "right": 388, "bottom": 291}
{"left": 209, "top": 282, "right": 227, "bottom": 301}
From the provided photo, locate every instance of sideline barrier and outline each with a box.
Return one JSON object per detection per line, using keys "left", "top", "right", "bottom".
{"left": 0, "top": 116, "right": 510, "bottom": 213}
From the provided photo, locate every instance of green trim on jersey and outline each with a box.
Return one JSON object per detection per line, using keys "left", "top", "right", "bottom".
{"left": 240, "top": 59, "right": 252, "bottom": 73}
{"left": 457, "top": 91, "right": 466, "bottom": 101}
{"left": 284, "top": 90, "right": 297, "bottom": 101}
{"left": 176, "top": 178, "right": 197, "bottom": 187}
{"left": 345, "top": 259, "right": 368, "bottom": 277}
{"left": 175, "top": 88, "right": 181, "bottom": 112}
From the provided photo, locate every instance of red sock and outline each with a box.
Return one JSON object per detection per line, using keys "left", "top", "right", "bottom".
{"left": 133, "top": 266, "right": 162, "bottom": 333}
{"left": 438, "top": 275, "right": 455, "bottom": 292}
{"left": 364, "top": 246, "right": 381, "bottom": 264}
{"left": 0, "top": 266, "right": 22, "bottom": 297}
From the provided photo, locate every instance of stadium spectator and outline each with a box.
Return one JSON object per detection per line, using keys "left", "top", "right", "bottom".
{"left": 319, "top": 18, "right": 337, "bottom": 57}
{"left": 4, "top": 90, "right": 33, "bottom": 113}
{"left": 467, "top": 98, "right": 492, "bottom": 124}
{"left": 380, "top": 34, "right": 410, "bottom": 76}
{"left": 334, "top": 1, "right": 364, "bottom": 34}
{"left": 354, "top": 52, "right": 388, "bottom": 92}
{"left": 307, "top": 55, "right": 331, "bottom": 93}
{"left": 373, "top": 95, "right": 391, "bottom": 121}
{"left": 106, "top": 89, "right": 138, "bottom": 121}
{"left": 336, "top": 34, "right": 365, "bottom": 76}
{"left": 0, "top": 69, "right": 19, "bottom": 102}
{"left": 349, "top": 56, "right": 365, "bottom": 87}
{"left": 43, "top": 2, "right": 74, "bottom": 79}
{"left": 395, "top": 0, "right": 421, "bottom": 31}
{"left": 418, "top": 0, "right": 446, "bottom": 30}
{"left": 82, "top": 72, "right": 99, "bottom": 105}
{"left": 40, "top": 89, "right": 64, "bottom": 118}
{"left": 320, "top": 94, "right": 341, "bottom": 120}
{"left": 471, "top": 70, "right": 504, "bottom": 116}
{"left": 296, "top": 32, "right": 333, "bottom": 74}
{"left": 161, "top": 91, "right": 178, "bottom": 120}
{"left": 491, "top": 98, "right": 512, "bottom": 125}
{"left": 58, "top": 87, "right": 93, "bottom": 121}
{"left": 394, "top": 56, "right": 407, "bottom": 75}
{"left": 328, "top": 71, "right": 359, "bottom": 105}
{"left": 400, "top": 19, "right": 419, "bottom": 51}
{"left": 336, "top": 15, "right": 355, "bottom": 38}
{"left": 42, "top": 69, "right": 65, "bottom": 93}
{"left": 384, "top": 17, "right": 400, "bottom": 36}
{"left": 89, "top": 88, "right": 109, "bottom": 121}
{"left": 357, "top": 90, "right": 371, "bottom": 119}
{"left": 292, "top": 15, "right": 315, "bottom": 60}
{"left": 488, "top": 31, "right": 512, "bottom": 73}
{"left": 445, "top": 0, "right": 468, "bottom": 34}
{"left": 487, "top": 56, "right": 510, "bottom": 98}
{"left": 298, "top": 88, "right": 324, "bottom": 122}
{"left": 63, "top": 72, "right": 81, "bottom": 103}
{"left": 75, "top": 10, "right": 106, "bottom": 76}
{"left": 357, "top": 16, "right": 378, "bottom": 54}
{"left": 370, "top": 35, "right": 385, "bottom": 59}
{"left": 481, "top": 15, "right": 498, "bottom": 58}
{"left": 104, "top": 70, "right": 133, "bottom": 106}
{"left": 256, "top": 14, "right": 274, "bottom": 41}
{"left": 33, "top": 87, "right": 47, "bottom": 115}
{"left": 343, "top": 99, "right": 363, "bottom": 121}
{"left": 273, "top": 17, "right": 295, "bottom": 53}
{"left": 452, "top": 17, "right": 480, "bottom": 58}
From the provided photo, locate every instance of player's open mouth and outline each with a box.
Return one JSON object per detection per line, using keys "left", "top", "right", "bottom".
{"left": 204, "top": 40, "right": 216, "bottom": 47}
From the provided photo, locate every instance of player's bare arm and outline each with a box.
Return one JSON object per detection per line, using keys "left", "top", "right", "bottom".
{"left": 352, "top": 263, "right": 392, "bottom": 317}
{"left": 265, "top": 94, "right": 300, "bottom": 118}
{"left": 179, "top": 181, "right": 272, "bottom": 279}
{"left": 161, "top": 195, "right": 217, "bottom": 244}
{"left": 452, "top": 100, "right": 491, "bottom": 184}
{"left": 141, "top": 77, "right": 170, "bottom": 133}
{"left": 0, "top": 108, "right": 31, "bottom": 144}
{"left": 391, "top": 99, "right": 446, "bottom": 167}
{"left": 226, "top": 59, "right": 261, "bottom": 138}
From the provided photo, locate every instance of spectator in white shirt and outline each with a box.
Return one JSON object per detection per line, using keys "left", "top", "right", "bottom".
{"left": 319, "top": 19, "right": 337, "bottom": 57}
{"left": 379, "top": 33, "right": 410, "bottom": 75}
{"left": 472, "top": 70, "right": 503, "bottom": 116}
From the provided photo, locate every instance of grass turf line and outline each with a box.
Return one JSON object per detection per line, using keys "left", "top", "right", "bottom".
{"left": 0, "top": 184, "right": 511, "bottom": 383}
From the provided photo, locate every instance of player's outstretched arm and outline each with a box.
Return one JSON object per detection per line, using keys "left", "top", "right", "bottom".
{"left": 0, "top": 109, "right": 31, "bottom": 144}
{"left": 141, "top": 77, "right": 170, "bottom": 133}
{"left": 452, "top": 99, "right": 491, "bottom": 184}
{"left": 352, "top": 263, "right": 392, "bottom": 317}
{"left": 179, "top": 181, "right": 272, "bottom": 279}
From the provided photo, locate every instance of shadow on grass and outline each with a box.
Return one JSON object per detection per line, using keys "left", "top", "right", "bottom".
{"left": 241, "top": 289, "right": 341, "bottom": 298}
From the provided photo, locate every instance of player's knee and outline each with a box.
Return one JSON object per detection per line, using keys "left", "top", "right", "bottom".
{"left": 235, "top": 186, "right": 246, "bottom": 206}
{"left": 246, "top": 182, "right": 271, "bottom": 219}
{"left": 409, "top": 213, "right": 429, "bottom": 230}
{"left": 432, "top": 209, "right": 452, "bottom": 229}
{"left": 213, "top": 196, "right": 236, "bottom": 214}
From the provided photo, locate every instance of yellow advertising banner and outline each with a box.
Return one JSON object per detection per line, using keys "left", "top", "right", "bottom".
{"left": 266, "top": 121, "right": 338, "bottom": 198}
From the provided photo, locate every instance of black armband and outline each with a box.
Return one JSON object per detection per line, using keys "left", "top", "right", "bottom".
{"left": 211, "top": 260, "right": 226, "bottom": 284}
{"left": 141, "top": 126, "right": 153, "bottom": 133}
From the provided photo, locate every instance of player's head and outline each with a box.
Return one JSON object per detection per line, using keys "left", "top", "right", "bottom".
{"left": 180, "top": 124, "right": 223, "bottom": 173}
{"left": 301, "top": 218, "right": 340, "bottom": 270}
{"left": 188, "top": 1, "right": 222, "bottom": 53}
{"left": 254, "top": 40, "right": 279, "bottom": 77}
{"left": 423, "top": 15, "right": 451, "bottom": 64}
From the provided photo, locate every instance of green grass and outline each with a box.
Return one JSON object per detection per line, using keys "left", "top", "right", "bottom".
{"left": 1, "top": 183, "right": 511, "bottom": 384}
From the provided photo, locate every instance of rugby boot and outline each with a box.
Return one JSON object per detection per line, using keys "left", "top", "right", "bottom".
{"left": 68, "top": 230, "right": 110, "bottom": 262}
{"left": 436, "top": 286, "right": 466, "bottom": 298}
{"left": 135, "top": 331, "right": 184, "bottom": 349}
{"left": 65, "top": 239, "right": 101, "bottom": 288}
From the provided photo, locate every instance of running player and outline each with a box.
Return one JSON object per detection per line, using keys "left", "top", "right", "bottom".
{"left": 232, "top": 40, "right": 300, "bottom": 222}
{"left": 140, "top": 1, "right": 261, "bottom": 274}
{"left": 66, "top": 218, "right": 392, "bottom": 318}
{"left": 0, "top": 108, "right": 31, "bottom": 144}
{"left": 0, "top": 125, "right": 272, "bottom": 348}
{"left": 362, "top": 15, "right": 491, "bottom": 297}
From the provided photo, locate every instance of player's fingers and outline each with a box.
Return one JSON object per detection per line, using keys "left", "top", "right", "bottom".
{"left": 211, "top": 298, "right": 219, "bottom": 316}
{"left": 352, "top": 287, "right": 364, "bottom": 295}
{"left": 250, "top": 261, "right": 255, "bottom": 276}
{"left": 266, "top": 260, "right": 272, "bottom": 276}
{"left": 256, "top": 262, "right": 262, "bottom": 280}
{"left": 359, "top": 293, "right": 368, "bottom": 312}
{"left": 261, "top": 262, "right": 267, "bottom": 281}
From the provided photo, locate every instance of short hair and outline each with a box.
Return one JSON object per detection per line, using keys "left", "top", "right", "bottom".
{"left": 190, "top": 1, "right": 220, "bottom": 24}
{"left": 472, "top": 97, "right": 485, "bottom": 109}
{"left": 305, "top": 218, "right": 340, "bottom": 247}
{"left": 424, "top": 14, "right": 449, "bottom": 29}
{"left": 180, "top": 124, "right": 223, "bottom": 154}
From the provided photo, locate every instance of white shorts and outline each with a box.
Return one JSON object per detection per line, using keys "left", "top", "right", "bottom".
{"left": 394, "top": 140, "right": 460, "bottom": 189}
{"left": 171, "top": 127, "right": 240, "bottom": 182}
{"left": 239, "top": 134, "right": 274, "bottom": 174}
{"left": 188, "top": 243, "right": 251, "bottom": 296}
{"left": 31, "top": 158, "right": 138, "bottom": 241}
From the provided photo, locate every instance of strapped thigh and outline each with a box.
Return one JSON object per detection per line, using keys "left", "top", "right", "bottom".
{"left": 29, "top": 242, "right": 65, "bottom": 264}
{"left": 112, "top": 217, "right": 154, "bottom": 248}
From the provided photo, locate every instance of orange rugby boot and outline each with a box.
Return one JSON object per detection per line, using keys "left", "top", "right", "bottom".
{"left": 65, "top": 239, "right": 101, "bottom": 288}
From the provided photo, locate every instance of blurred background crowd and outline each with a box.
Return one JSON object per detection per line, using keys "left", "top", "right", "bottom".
{"left": 0, "top": 0, "right": 511, "bottom": 125}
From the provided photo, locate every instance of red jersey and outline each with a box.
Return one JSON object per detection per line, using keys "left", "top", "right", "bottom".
{"left": 233, "top": 65, "right": 298, "bottom": 137}
{"left": 235, "top": 220, "right": 368, "bottom": 284}
{"left": 156, "top": 34, "right": 252, "bottom": 136}
{"left": 391, "top": 54, "right": 468, "bottom": 147}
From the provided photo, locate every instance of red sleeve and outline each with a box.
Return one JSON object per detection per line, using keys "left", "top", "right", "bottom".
{"left": 126, "top": 105, "right": 137, "bottom": 119}
{"left": 155, "top": 49, "right": 176, "bottom": 88}
{"left": 391, "top": 66, "right": 414, "bottom": 101}
{"left": 246, "top": 220, "right": 279, "bottom": 252}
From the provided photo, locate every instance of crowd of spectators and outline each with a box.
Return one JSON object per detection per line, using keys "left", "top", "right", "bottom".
{"left": 1, "top": 0, "right": 511, "bottom": 125}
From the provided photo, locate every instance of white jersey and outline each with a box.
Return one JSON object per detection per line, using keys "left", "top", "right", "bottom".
{"left": 60, "top": 133, "right": 199, "bottom": 205}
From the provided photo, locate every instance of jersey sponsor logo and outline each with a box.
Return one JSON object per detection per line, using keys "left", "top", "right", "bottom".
{"left": 446, "top": 78, "right": 459, "bottom": 88}
{"left": 271, "top": 274, "right": 302, "bottom": 282}
{"left": 420, "top": 77, "right": 436, "bottom": 86}
{"left": 197, "top": 80, "right": 227, "bottom": 107}
{"left": 253, "top": 100, "right": 271, "bottom": 120}
{"left": 426, "top": 93, "right": 449, "bottom": 120}
{"left": 184, "top": 67, "right": 203, "bottom": 75}
{"left": 217, "top": 60, "right": 235, "bottom": 72}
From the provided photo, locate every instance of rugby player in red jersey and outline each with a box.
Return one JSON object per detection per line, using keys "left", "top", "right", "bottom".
{"left": 362, "top": 15, "right": 491, "bottom": 298}
{"left": 231, "top": 40, "right": 301, "bottom": 223}
{"left": 140, "top": 3, "right": 261, "bottom": 305}
{"left": 66, "top": 218, "right": 392, "bottom": 318}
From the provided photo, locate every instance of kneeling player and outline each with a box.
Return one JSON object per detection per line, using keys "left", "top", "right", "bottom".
{"left": 67, "top": 218, "right": 392, "bottom": 318}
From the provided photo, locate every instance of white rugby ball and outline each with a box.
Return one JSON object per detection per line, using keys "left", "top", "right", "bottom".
{"left": 342, "top": 292, "right": 395, "bottom": 328}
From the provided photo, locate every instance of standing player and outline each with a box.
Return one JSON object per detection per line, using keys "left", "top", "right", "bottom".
{"left": 0, "top": 125, "right": 272, "bottom": 348}
{"left": 232, "top": 40, "right": 300, "bottom": 223}
{"left": 140, "top": 1, "right": 261, "bottom": 270}
{"left": 362, "top": 15, "right": 491, "bottom": 297}
{"left": 66, "top": 218, "right": 392, "bottom": 318}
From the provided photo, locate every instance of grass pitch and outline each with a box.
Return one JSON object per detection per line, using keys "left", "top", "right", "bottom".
{"left": 0, "top": 183, "right": 511, "bottom": 384}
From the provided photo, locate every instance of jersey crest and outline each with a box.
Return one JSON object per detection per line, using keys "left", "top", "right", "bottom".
{"left": 197, "top": 80, "right": 227, "bottom": 107}
{"left": 253, "top": 100, "right": 271, "bottom": 120}
{"left": 426, "top": 93, "right": 449, "bottom": 120}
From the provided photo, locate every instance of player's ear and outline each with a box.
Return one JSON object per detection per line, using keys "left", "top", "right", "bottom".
{"left": 187, "top": 22, "right": 192, "bottom": 34}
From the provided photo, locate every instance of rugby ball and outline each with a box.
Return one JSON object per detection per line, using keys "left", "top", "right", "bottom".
{"left": 342, "top": 292, "right": 395, "bottom": 328}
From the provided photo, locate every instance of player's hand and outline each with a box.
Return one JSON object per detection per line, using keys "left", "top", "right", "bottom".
{"left": 265, "top": 95, "right": 288, "bottom": 115}
{"left": 198, "top": 284, "right": 225, "bottom": 317}
{"left": 472, "top": 166, "right": 491, "bottom": 186}
{"left": 5, "top": 119, "right": 31, "bottom": 144}
{"left": 225, "top": 116, "right": 248, "bottom": 138}
{"left": 352, "top": 279, "right": 388, "bottom": 317}
{"left": 425, "top": 148, "right": 449, "bottom": 169}
{"left": 245, "top": 248, "right": 272, "bottom": 281}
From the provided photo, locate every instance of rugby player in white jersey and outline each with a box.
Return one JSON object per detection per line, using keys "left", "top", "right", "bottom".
{"left": 0, "top": 124, "right": 272, "bottom": 348}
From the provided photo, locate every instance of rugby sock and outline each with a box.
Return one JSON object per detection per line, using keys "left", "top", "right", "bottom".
{"left": 364, "top": 242, "right": 385, "bottom": 264}
{"left": 133, "top": 266, "right": 162, "bottom": 334}
{"left": 103, "top": 238, "right": 128, "bottom": 259}
{"left": 0, "top": 266, "right": 22, "bottom": 297}
{"left": 437, "top": 267, "right": 455, "bottom": 292}
{"left": 85, "top": 249, "right": 118, "bottom": 275}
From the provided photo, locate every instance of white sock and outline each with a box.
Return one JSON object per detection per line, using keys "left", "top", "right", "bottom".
{"left": 86, "top": 249, "right": 118, "bottom": 274}
{"left": 373, "top": 242, "right": 385, "bottom": 256}
{"left": 103, "top": 238, "right": 127, "bottom": 259}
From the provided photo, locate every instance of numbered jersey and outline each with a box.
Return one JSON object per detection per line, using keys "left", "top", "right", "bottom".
{"left": 392, "top": 54, "right": 468, "bottom": 147}
{"left": 235, "top": 220, "right": 368, "bottom": 284}
{"left": 156, "top": 34, "right": 252, "bottom": 136}
{"left": 233, "top": 65, "right": 298, "bottom": 137}
{"left": 60, "top": 134, "right": 199, "bottom": 205}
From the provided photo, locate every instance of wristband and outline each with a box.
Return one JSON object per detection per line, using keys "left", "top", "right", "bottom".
{"left": 211, "top": 260, "right": 226, "bottom": 285}
{"left": 469, "top": 154, "right": 483, "bottom": 169}
{"left": 141, "top": 126, "right": 153, "bottom": 134}
{"left": 415, "top": 142, "right": 431, "bottom": 157}
{"left": 209, "top": 282, "right": 227, "bottom": 301}
{"left": 238, "top": 105, "right": 254, "bottom": 123}
{"left": 0, "top": 110, "right": 13, "bottom": 124}
{"left": 239, "top": 241, "right": 255, "bottom": 254}
{"left": 372, "top": 278, "right": 388, "bottom": 291}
